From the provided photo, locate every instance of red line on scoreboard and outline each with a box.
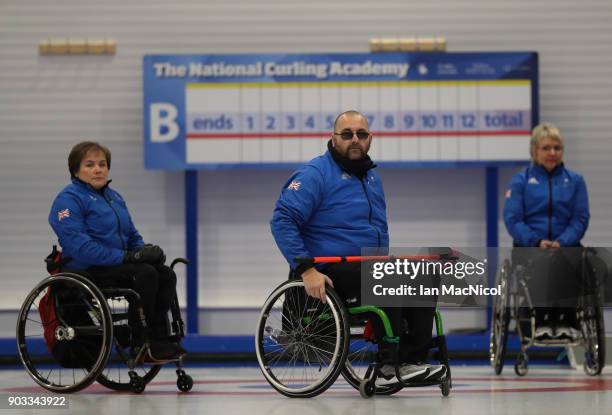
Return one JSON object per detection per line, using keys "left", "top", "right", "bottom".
{"left": 187, "top": 130, "right": 530, "bottom": 139}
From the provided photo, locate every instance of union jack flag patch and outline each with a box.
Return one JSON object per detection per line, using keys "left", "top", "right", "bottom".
{"left": 57, "top": 208, "right": 70, "bottom": 221}
{"left": 287, "top": 181, "right": 301, "bottom": 191}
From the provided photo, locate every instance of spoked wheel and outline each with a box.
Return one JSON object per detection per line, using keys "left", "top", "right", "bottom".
{"left": 341, "top": 323, "right": 403, "bottom": 396}
{"left": 255, "top": 280, "right": 349, "bottom": 398}
{"left": 16, "top": 273, "right": 113, "bottom": 393}
{"left": 490, "top": 259, "right": 511, "bottom": 375}
{"left": 95, "top": 296, "right": 162, "bottom": 391}
{"left": 581, "top": 294, "right": 605, "bottom": 376}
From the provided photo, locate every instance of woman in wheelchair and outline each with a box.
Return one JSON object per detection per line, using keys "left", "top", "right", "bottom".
{"left": 503, "top": 122, "right": 590, "bottom": 340}
{"left": 48, "top": 141, "right": 186, "bottom": 361}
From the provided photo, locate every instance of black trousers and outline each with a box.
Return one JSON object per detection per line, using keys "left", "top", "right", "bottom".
{"left": 512, "top": 248, "right": 583, "bottom": 328}
{"left": 87, "top": 263, "right": 178, "bottom": 341}
{"left": 299, "top": 262, "right": 436, "bottom": 364}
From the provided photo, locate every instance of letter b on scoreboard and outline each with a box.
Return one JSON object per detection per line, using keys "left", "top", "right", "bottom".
{"left": 150, "top": 103, "right": 179, "bottom": 143}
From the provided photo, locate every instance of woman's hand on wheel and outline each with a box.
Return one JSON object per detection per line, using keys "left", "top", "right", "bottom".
{"left": 301, "top": 268, "right": 334, "bottom": 303}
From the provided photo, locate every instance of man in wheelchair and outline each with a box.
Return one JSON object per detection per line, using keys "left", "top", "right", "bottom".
{"left": 270, "top": 110, "right": 446, "bottom": 384}
{"left": 48, "top": 141, "right": 186, "bottom": 361}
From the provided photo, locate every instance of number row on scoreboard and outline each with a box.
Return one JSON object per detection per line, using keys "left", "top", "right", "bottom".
{"left": 186, "top": 110, "right": 530, "bottom": 136}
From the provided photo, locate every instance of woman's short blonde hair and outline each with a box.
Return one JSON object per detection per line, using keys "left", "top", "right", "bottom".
{"left": 530, "top": 122, "right": 564, "bottom": 161}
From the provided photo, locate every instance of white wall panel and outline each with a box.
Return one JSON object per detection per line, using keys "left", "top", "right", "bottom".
{"left": 1, "top": 1, "right": 611, "bottom": 337}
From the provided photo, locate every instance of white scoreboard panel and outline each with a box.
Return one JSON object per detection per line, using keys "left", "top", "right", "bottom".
{"left": 144, "top": 53, "right": 538, "bottom": 169}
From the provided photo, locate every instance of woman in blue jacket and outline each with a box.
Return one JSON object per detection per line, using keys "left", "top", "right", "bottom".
{"left": 503, "top": 122, "right": 590, "bottom": 339}
{"left": 49, "top": 141, "right": 185, "bottom": 360}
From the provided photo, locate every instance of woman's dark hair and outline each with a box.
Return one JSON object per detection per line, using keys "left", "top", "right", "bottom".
{"left": 68, "top": 141, "right": 111, "bottom": 178}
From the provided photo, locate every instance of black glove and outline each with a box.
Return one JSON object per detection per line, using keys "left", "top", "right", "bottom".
{"left": 124, "top": 244, "right": 165, "bottom": 265}
{"left": 143, "top": 243, "right": 166, "bottom": 265}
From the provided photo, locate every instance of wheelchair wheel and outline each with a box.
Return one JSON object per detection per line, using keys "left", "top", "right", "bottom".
{"left": 490, "top": 259, "right": 511, "bottom": 375}
{"left": 340, "top": 324, "right": 403, "bottom": 396}
{"left": 96, "top": 296, "right": 162, "bottom": 391}
{"left": 255, "top": 280, "right": 349, "bottom": 398}
{"left": 581, "top": 295, "right": 605, "bottom": 376}
{"left": 16, "top": 273, "right": 113, "bottom": 393}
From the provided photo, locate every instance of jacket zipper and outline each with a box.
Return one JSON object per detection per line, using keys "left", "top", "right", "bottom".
{"left": 547, "top": 172, "right": 553, "bottom": 240}
{"left": 360, "top": 177, "right": 381, "bottom": 247}
{"left": 102, "top": 190, "right": 126, "bottom": 250}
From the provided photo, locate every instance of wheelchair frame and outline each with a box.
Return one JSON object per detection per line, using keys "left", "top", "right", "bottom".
{"left": 489, "top": 248, "right": 606, "bottom": 376}
{"left": 16, "top": 257, "right": 193, "bottom": 394}
{"left": 255, "top": 254, "right": 452, "bottom": 398}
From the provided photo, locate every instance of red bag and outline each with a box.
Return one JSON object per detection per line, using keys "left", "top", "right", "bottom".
{"left": 39, "top": 246, "right": 64, "bottom": 352}
{"left": 38, "top": 246, "right": 101, "bottom": 368}
{"left": 38, "top": 288, "right": 59, "bottom": 352}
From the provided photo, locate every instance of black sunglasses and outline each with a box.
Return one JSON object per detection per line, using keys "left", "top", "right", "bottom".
{"left": 333, "top": 130, "right": 371, "bottom": 140}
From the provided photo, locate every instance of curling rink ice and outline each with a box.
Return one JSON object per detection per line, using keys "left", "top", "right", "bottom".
{"left": 1, "top": 365, "right": 611, "bottom": 414}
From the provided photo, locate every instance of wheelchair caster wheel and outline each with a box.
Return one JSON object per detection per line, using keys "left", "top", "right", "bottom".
{"left": 129, "top": 375, "right": 145, "bottom": 393}
{"left": 514, "top": 355, "right": 528, "bottom": 377}
{"left": 359, "top": 380, "right": 375, "bottom": 399}
{"left": 440, "top": 377, "right": 450, "bottom": 397}
{"left": 583, "top": 358, "right": 602, "bottom": 376}
{"left": 177, "top": 374, "right": 193, "bottom": 392}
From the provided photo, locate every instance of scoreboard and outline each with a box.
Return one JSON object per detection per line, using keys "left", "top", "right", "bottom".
{"left": 144, "top": 52, "right": 537, "bottom": 169}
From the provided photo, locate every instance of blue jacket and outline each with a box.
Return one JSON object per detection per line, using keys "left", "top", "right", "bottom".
{"left": 270, "top": 150, "right": 389, "bottom": 270}
{"left": 503, "top": 163, "right": 590, "bottom": 247}
{"left": 49, "top": 179, "right": 144, "bottom": 270}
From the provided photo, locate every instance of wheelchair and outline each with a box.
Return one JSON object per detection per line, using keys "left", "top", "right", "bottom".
{"left": 255, "top": 268, "right": 451, "bottom": 398}
{"left": 490, "top": 247, "right": 606, "bottom": 376}
{"left": 16, "top": 246, "right": 194, "bottom": 394}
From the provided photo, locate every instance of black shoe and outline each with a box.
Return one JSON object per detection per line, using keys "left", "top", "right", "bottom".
{"left": 379, "top": 364, "right": 430, "bottom": 383}
{"left": 554, "top": 326, "right": 581, "bottom": 340}
{"left": 173, "top": 342, "right": 188, "bottom": 355}
{"left": 149, "top": 341, "right": 181, "bottom": 360}
{"left": 423, "top": 364, "right": 447, "bottom": 381}
{"left": 534, "top": 326, "right": 554, "bottom": 340}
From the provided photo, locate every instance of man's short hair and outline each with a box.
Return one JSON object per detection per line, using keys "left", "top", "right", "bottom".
{"left": 333, "top": 110, "right": 369, "bottom": 131}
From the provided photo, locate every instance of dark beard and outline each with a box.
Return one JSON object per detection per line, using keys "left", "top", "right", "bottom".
{"left": 327, "top": 140, "right": 375, "bottom": 179}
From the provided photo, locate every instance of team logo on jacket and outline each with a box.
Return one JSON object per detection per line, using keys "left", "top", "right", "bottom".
{"left": 57, "top": 209, "right": 70, "bottom": 221}
{"left": 341, "top": 172, "right": 351, "bottom": 180}
{"left": 528, "top": 177, "right": 539, "bottom": 185}
{"left": 287, "top": 181, "right": 301, "bottom": 191}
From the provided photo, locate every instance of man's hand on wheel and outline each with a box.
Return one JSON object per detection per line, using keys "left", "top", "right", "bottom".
{"left": 301, "top": 267, "right": 334, "bottom": 303}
